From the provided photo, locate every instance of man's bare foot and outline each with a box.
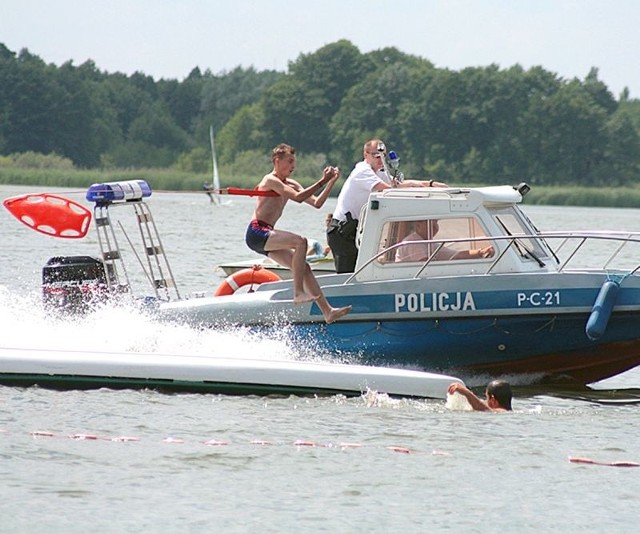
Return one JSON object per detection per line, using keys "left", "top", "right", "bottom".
{"left": 293, "top": 292, "right": 318, "bottom": 305}
{"left": 324, "top": 305, "right": 352, "bottom": 324}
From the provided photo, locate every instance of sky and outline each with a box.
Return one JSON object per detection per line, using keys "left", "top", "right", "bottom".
{"left": 2, "top": 0, "right": 639, "bottom": 98}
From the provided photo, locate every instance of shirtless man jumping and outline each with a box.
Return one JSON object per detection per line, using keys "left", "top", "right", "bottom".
{"left": 245, "top": 143, "right": 351, "bottom": 324}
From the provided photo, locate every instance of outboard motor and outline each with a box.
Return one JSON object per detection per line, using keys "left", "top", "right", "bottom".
{"left": 42, "top": 255, "right": 119, "bottom": 313}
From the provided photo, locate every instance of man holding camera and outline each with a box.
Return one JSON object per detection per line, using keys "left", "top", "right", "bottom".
{"left": 328, "top": 138, "right": 447, "bottom": 273}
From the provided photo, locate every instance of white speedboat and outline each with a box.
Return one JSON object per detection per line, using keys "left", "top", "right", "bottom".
{"left": 0, "top": 346, "right": 461, "bottom": 398}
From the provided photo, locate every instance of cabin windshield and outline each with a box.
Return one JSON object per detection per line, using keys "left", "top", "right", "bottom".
{"left": 491, "top": 207, "right": 549, "bottom": 259}
{"left": 377, "top": 217, "right": 495, "bottom": 264}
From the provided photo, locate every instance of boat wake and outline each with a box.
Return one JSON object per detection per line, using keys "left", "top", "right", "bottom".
{"left": 0, "top": 286, "right": 300, "bottom": 362}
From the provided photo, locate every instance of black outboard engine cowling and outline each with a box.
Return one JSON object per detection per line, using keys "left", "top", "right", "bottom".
{"left": 42, "top": 255, "right": 117, "bottom": 313}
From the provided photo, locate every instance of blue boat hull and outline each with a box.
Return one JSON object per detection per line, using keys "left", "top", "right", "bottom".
{"left": 157, "top": 273, "right": 640, "bottom": 384}
{"left": 257, "top": 311, "right": 640, "bottom": 384}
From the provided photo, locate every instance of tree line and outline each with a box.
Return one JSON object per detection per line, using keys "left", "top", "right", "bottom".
{"left": 1, "top": 39, "right": 639, "bottom": 187}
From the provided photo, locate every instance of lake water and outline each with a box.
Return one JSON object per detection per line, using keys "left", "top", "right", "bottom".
{"left": 1, "top": 184, "right": 639, "bottom": 532}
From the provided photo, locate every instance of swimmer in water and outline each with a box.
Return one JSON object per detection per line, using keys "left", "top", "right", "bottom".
{"left": 447, "top": 380, "right": 512, "bottom": 411}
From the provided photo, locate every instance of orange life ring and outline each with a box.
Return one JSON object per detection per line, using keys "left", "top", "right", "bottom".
{"left": 214, "top": 265, "right": 281, "bottom": 296}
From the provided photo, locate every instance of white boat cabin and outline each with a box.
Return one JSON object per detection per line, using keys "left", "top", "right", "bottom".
{"left": 352, "top": 185, "right": 556, "bottom": 281}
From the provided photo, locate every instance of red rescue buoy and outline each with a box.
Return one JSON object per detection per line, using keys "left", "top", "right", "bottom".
{"left": 3, "top": 193, "right": 92, "bottom": 238}
{"left": 214, "top": 265, "right": 281, "bottom": 296}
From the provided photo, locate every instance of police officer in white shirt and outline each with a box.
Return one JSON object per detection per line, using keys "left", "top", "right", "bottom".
{"left": 327, "top": 138, "right": 447, "bottom": 273}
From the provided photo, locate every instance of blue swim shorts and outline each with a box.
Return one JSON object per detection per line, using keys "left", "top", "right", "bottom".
{"left": 245, "top": 219, "right": 274, "bottom": 256}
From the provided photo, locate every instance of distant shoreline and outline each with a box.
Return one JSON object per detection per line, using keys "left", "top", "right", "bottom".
{"left": 2, "top": 168, "right": 640, "bottom": 208}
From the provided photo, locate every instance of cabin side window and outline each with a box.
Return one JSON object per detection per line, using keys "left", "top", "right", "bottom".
{"left": 377, "top": 217, "right": 495, "bottom": 264}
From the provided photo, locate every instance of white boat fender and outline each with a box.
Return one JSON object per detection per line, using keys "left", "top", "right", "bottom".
{"left": 585, "top": 279, "right": 620, "bottom": 341}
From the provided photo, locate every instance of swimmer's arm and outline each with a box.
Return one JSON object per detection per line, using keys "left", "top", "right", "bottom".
{"left": 447, "top": 383, "right": 490, "bottom": 411}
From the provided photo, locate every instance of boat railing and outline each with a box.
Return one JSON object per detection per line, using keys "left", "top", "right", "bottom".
{"left": 344, "top": 230, "right": 640, "bottom": 284}
{"left": 540, "top": 230, "right": 640, "bottom": 273}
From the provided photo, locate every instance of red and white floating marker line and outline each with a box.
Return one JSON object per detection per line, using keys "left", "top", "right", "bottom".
{"left": 204, "top": 439, "right": 228, "bottom": 446}
{"left": 569, "top": 456, "right": 640, "bottom": 468}
{"left": 162, "top": 437, "right": 186, "bottom": 444}
{"left": 0, "top": 429, "right": 456, "bottom": 456}
{"left": 7, "top": 431, "right": 638, "bottom": 464}
{"left": 28, "top": 431, "right": 159, "bottom": 444}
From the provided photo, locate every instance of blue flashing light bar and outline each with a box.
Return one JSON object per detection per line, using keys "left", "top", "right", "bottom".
{"left": 86, "top": 180, "right": 152, "bottom": 205}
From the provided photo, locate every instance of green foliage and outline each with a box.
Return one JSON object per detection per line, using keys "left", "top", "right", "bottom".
{"left": 3, "top": 166, "right": 639, "bottom": 209}
{"left": 174, "top": 146, "right": 211, "bottom": 174}
{"left": 0, "top": 151, "right": 74, "bottom": 169}
{"left": 0, "top": 166, "right": 214, "bottom": 192}
{"left": 101, "top": 141, "right": 179, "bottom": 169}
{"left": 127, "top": 102, "right": 189, "bottom": 150}
{"left": 212, "top": 142, "right": 326, "bottom": 185}
{"left": 0, "top": 167, "right": 84, "bottom": 187}
{"left": 229, "top": 149, "right": 272, "bottom": 180}
{"left": 216, "top": 103, "right": 267, "bottom": 163}
{"left": 0, "top": 165, "right": 321, "bottom": 195}
{"left": 525, "top": 186, "right": 640, "bottom": 207}
{"left": 1, "top": 40, "right": 640, "bottom": 196}
{"left": 262, "top": 41, "right": 373, "bottom": 154}
{"left": 196, "top": 66, "right": 283, "bottom": 144}
{"left": 331, "top": 58, "right": 435, "bottom": 172}
{"left": 290, "top": 152, "right": 332, "bottom": 181}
